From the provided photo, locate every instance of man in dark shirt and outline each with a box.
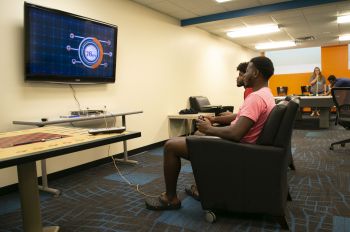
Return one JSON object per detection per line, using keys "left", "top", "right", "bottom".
{"left": 327, "top": 75, "right": 350, "bottom": 95}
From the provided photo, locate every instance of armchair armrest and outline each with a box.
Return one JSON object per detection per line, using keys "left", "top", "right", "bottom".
{"left": 186, "top": 136, "right": 288, "bottom": 215}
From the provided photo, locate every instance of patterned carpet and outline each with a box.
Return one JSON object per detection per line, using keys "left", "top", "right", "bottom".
{"left": 0, "top": 123, "right": 350, "bottom": 231}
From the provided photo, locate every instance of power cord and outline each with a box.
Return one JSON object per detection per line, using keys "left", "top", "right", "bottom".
{"left": 69, "top": 84, "right": 82, "bottom": 113}
{"left": 103, "top": 105, "right": 157, "bottom": 198}
{"left": 110, "top": 154, "right": 158, "bottom": 198}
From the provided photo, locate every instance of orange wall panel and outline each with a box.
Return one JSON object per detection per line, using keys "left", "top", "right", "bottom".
{"left": 269, "top": 73, "right": 311, "bottom": 96}
{"left": 321, "top": 45, "right": 350, "bottom": 78}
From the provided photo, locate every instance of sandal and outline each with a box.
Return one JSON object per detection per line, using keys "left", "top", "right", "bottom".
{"left": 185, "top": 184, "right": 200, "bottom": 201}
{"left": 145, "top": 193, "right": 181, "bottom": 210}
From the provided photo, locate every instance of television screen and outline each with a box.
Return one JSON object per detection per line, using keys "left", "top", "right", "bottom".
{"left": 24, "top": 2, "right": 118, "bottom": 84}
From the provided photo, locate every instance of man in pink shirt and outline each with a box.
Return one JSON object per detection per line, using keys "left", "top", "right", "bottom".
{"left": 145, "top": 56, "right": 276, "bottom": 210}
{"left": 207, "top": 62, "right": 255, "bottom": 124}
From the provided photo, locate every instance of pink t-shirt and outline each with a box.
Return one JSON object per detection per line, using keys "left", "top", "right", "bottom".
{"left": 231, "top": 87, "right": 275, "bottom": 143}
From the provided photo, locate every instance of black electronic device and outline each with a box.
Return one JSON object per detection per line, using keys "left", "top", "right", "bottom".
{"left": 88, "top": 127, "right": 126, "bottom": 135}
{"left": 24, "top": 2, "right": 118, "bottom": 84}
{"left": 70, "top": 110, "right": 105, "bottom": 116}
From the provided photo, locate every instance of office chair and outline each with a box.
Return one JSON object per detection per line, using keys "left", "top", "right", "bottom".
{"left": 329, "top": 87, "right": 350, "bottom": 150}
{"left": 277, "top": 86, "right": 288, "bottom": 96}
{"left": 189, "top": 96, "right": 234, "bottom": 116}
{"left": 301, "top": 85, "right": 311, "bottom": 95}
{"left": 186, "top": 98, "right": 299, "bottom": 230}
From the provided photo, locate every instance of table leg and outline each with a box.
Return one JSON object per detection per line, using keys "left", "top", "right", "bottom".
{"left": 296, "top": 107, "right": 302, "bottom": 120}
{"left": 38, "top": 159, "right": 60, "bottom": 197}
{"left": 319, "top": 108, "right": 330, "bottom": 128}
{"left": 17, "top": 162, "right": 60, "bottom": 232}
{"left": 116, "top": 116, "right": 138, "bottom": 165}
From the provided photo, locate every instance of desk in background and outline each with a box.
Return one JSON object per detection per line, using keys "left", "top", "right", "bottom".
{"left": 0, "top": 126, "right": 141, "bottom": 232}
{"left": 168, "top": 113, "right": 215, "bottom": 137}
{"left": 275, "top": 96, "right": 333, "bottom": 128}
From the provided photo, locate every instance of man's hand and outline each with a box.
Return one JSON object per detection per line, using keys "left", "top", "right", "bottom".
{"left": 198, "top": 115, "right": 215, "bottom": 124}
{"left": 196, "top": 118, "right": 212, "bottom": 134}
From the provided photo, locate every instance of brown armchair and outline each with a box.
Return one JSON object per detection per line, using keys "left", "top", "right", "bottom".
{"left": 186, "top": 98, "right": 299, "bottom": 229}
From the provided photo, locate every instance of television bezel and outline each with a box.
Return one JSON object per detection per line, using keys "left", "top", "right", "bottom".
{"left": 24, "top": 2, "right": 118, "bottom": 84}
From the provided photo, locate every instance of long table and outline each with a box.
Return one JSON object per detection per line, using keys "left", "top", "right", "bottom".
{"left": 13, "top": 111, "right": 143, "bottom": 196}
{"left": 0, "top": 126, "right": 141, "bottom": 232}
{"left": 275, "top": 95, "right": 334, "bottom": 128}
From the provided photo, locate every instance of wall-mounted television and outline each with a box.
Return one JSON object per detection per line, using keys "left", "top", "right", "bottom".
{"left": 24, "top": 2, "right": 118, "bottom": 84}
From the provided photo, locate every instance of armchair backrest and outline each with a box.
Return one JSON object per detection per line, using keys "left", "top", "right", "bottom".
{"left": 256, "top": 97, "right": 299, "bottom": 147}
{"left": 331, "top": 87, "right": 350, "bottom": 129}
{"left": 189, "top": 96, "right": 211, "bottom": 112}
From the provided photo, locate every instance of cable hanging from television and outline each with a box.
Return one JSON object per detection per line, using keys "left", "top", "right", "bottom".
{"left": 69, "top": 84, "right": 82, "bottom": 112}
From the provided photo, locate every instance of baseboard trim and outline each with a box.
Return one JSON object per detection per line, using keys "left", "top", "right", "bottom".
{"left": 0, "top": 140, "right": 166, "bottom": 195}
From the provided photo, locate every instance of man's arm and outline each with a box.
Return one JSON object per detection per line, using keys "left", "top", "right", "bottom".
{"left": 204, "top": 114, "right": 237, "bottom": 125}
{"left": 323, "top": 83, "right": 327, "bottom": 95}
{"left": 196, "top": 116, "right": 254, "bottom": 142}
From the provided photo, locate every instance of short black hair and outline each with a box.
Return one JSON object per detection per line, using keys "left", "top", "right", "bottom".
{"left": 250, "top": 56, "right": 274, "bottom": 80}
{"left": 236, "top": 62, "right": 248, "bottom": 73}
{"left": 328, "top": 75, "right": 336, "bottom": 82}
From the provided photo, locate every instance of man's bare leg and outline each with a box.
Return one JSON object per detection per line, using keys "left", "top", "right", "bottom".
{"left": 162, "top": 137, "right": 189, "bottom": 204}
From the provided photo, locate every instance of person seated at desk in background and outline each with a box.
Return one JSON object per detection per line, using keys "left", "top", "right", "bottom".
{"left": 144, "top": 56, "right": 276, "bottom": 210}
{"left": 237, "top": 62, "right": 253, "bottom": 100}
{"left": 326, "top": 75, "right": 350, "bottom": 95}
{"left": 309, "top": 67, "right": 326, "bottom": 117}
{"left": 214, "top": 61, "right": 252, "bottom": 118}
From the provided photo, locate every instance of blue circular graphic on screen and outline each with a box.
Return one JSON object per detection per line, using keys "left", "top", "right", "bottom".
{"left": 78, "top": 37, "right": 103, "bottom": 69}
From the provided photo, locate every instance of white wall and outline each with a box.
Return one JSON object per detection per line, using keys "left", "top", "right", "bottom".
{"left": 0, "top": 0, "right": 257, "bottom": 187}
{"left": 266, "top": 47, "right": 321, "bottom": 74}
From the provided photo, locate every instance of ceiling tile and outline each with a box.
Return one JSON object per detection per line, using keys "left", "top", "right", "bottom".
{"left": 222, "top": 0, "right": 261, "bottom": 11}
{"left": 239, "top": 15, "right": 276, "bottom": 25}
{"left": 272, "top": 16, "right": 305, "bottom": 26}
{"left": 302, "top": 3, "right": 337, "bottom": 15}
{"left": 132, "top": 0, "right": 166, "bottom": 5}
{"left": 270, "top": 9, "right": 303, "bottom": 20}
{"left": 339, "top": 23, "right": 350, "bottom": 34}
{"left": 148, "top": 1, "right": 197, "bottom": 19}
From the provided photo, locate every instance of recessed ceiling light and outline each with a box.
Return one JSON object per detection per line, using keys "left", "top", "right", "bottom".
{"left": 255, "top": 41, "right": 296, "bottom": 50}
{"left": 339, "top": 34, "right": 350, "bottom": 41}
{"left": 227, "top": 24, "right": 280, "bottom": 38}
{"left": 337, "top": 15, "right": 350, "bottom": 24}
{"left": 215, "top": 0, "right": 232, "bottom": 3}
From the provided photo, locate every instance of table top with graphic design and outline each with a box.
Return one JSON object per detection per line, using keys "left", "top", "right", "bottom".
{"left": 0, "top": 126, "right": 141, "bottom": 168}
